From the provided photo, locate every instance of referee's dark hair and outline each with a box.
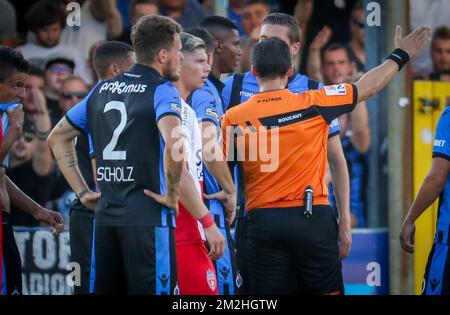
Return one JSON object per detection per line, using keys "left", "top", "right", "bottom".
{"left": 185, "top": 27, "right": 216, "bottom": 54}
{"left": 94, "top": 41, "right": 135, "bottom": 79}
{"left": 131, "top": 15, "right": 181, "bottom": 64}
{"left": 0, "top": 46, "right": 30, "bottom": 83}
{"left": 252, "top": 37, "right": 292, "bottom": 80}
{"left": 262, "top": 13, "right": 301, "bottom": 44}
{"left": 199, "top": 15, "right": 239, "bottom": 34}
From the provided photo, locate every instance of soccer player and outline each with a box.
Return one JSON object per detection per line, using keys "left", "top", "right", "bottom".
{"left": 48, "top": 15, "right": 224, "bottom": 295}
{"left": 66, "top": 41, "right": 135, "bottom": 295}
{"left": 221, "top": 26, "right": 431, "bottom": 294}
{"left": 169, "top": 32, "right": 225, "bottom": 295}
{"left": 400, "top": 107, "right": 450, "bottom": 294}
{"left": 0, "top": 46, "right": 64, "bottom": 295}
{"left": 221, "top": 12, "right": 351, "bottom": 293}
{"left": 196, "top": 16, "right": 243, "bottom": 295}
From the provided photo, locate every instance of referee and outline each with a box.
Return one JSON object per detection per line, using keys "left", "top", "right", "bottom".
{"left": 221, "top": 25, "right": 431, "bottom": 294}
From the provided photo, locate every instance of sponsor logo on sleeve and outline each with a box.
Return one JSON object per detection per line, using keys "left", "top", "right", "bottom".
{"left": 324, "top": 84, "right": 347, "bottom": 96}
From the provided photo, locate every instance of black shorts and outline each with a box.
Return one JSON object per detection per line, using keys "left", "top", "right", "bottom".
{"left": 246, "top": 205, "right": 344, "bottom": 295}
{"left": 94, "top": 225, "right": 178, "bottom": 295}
{"left": 69, "top": 202, "right": 94, "bottom": 295}
{"left": 1, "top": 211, "right": 22, "bottom": 295}
{"left": 234, "top": 215, "right": 249, "bottom": 294}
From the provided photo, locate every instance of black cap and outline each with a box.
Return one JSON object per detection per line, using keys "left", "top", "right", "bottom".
{"left": 44, "top": 57, "right": 75, "bottom": 71}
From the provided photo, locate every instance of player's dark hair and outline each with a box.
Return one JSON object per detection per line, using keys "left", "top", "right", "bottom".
{"left": 262, "top": 13, "right": 301, "bottom": 44}
{"left": 26, "top": 0, "right": 66, "bottom": 33}
{"left": 185, "top": 27, "right": 216, "bottom": 54}
{"left": 321, "top": 43, "right": 351, "bottom": 63}
{"left": 28, "top": 65, "right": 45, "bottom": 79}
{"left": 94, "top": 41, "right": 135, "bottom": 79}
{"left": 0, "top": 46, "right": 30, "bottom": 83}
{"left": 244, "top": 0, "right": 269, "bottom": 7}
{"left": 200, "top": 16, "right": 238, "bottom": 34}
{"left": 131, "top": 15, "right": 181, "bottom": 64}
{"left": 252, "top": 37, "right": 291, "bottom": 80}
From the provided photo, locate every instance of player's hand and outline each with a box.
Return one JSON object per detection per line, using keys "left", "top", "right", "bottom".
{"left": 6, "top": 104, "right": 24, "bottom": 134}
{"left": 395, "top": 25, "right": 432, "bottom": 59}
{"left": 35, "top": 208, "right": 65, "bottom": 236}
{"left": 204, "top": 190, "right": 237, "bottom": 225}
{"left": 144, "top": 189, "right": 179, "bottom": 215}
{"left": 338, "top": 220, "right": 352, "bottom": 260}
{"left": 399, "top": 217, "right": 416, "bottom": 254}
{"left": 204, "top": 224, "right": 225, "bottom": 260}
{"left": 80, "top": 191, "right": 101, "bottom": 211}
{"left": 310, "top": 26, "right": 332, "bottom": 51}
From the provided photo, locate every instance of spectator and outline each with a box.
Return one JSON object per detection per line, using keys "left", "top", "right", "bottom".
{"left": 228, "top": 0, "right": 245, "bottom": 36}
{"left": 428, "top": 26, "right": 450, "bottom": 82}
{"left": 19, "top": 0, "right": 87, "bottom": 81}
{"left": 159, "top": 0, "right": 210, "bottom": 28}
{"left": 61, "top": 0, "right": 123, "bottom": 82}
{"left": 115, "top": 0, "right": 160, "bottom": 45}
{"left": 319, "top": 43, "right": 371, "bottom": 227}
{"left": 0, "top": 0, "right": 18, "bottom": 47}
{"left": 239, "top": 0, "right": 270, "bottom": 72}
{"left": 22, "top": 65, "right": 45, "bottom": 123}
{"left": 58, "top": 76, "right": 89, "bottom": 115}
{"left": 296, "top": 0, "right": 359, "bottom": 72}
{"left": 43, "top": 57, "right": 75, "bottom": 127}
{"left": 8, "top": 90, "right": 55, "bottom": 227}
{"left": 347, "top": 0, "right": 366, "bottom": 73}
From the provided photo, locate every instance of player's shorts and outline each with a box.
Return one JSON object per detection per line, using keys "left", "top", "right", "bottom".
{"left": 246, "top": 205, "right": 344, "bottom": 295}
{"left": 209, "top": 200, "right": 241, "bottom": 295}
{"left": 69, "top": 201, "right": 94, "bottom": 295}
{"left": 177, "top": 242, "right": 219, "bottom": 295}
{"left": 1, "top": 211, "right": 22, "bottom": 295}
{"left": 422, "top": 242, "right": 450, "bottom": 295}
{"left": 234, "top": 214, "right": 249, "bottom": 294}
{"left": 94, "top": 225, "right": 178, "bottom": 295}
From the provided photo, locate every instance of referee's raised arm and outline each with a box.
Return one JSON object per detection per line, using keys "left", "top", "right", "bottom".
{"left": 354, "top": 25, "right": 432, "bottom": 102}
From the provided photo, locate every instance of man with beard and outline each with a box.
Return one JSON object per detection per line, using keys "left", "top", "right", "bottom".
{"left": 48, "top": 15, "right": 223, "bottom": 295}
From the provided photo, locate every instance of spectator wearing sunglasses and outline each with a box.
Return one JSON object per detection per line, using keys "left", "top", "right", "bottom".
{"left": 44, "top": 57, "right": 75, "bottom": 127}
{"left": 58, "top": 76, "right": 89, "bottom": 115}
{"left": 347, "top": 1, "right": 366, "bottom": 73}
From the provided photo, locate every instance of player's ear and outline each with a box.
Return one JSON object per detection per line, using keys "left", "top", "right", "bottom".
{"left": 110, "top": 63, "right": 119, "bottom": 76}
{"left": 157, "top": 48, "right": 167, "bottom": 64}
{"left": 287, "top": 65, "right": 294, "bottom": 77}
{"left": 251, "top": 65, "right": 257, "bottom": 77}
{"left": 291, "top": 41, "right": 301, "bottom": 57}
{"left": 215, "top": 40, "right": 223, "bottom": 54}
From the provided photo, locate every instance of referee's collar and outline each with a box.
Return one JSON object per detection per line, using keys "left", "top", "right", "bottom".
{"left": 128, "top": 63, "right": 163, "bottom": 79}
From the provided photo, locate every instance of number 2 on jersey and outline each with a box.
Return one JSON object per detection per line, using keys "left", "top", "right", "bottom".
{"left": 103, "top": 101, "right": 127, "bottom": 160}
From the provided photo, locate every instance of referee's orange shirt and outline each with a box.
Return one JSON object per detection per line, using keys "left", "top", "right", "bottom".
{"left": 221, "top": 84, "right": 358, "bottom": 211}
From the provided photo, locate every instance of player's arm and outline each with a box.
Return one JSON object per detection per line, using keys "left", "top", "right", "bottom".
{"left": 200, "top": 120, "right": 237, "bottom": 224}
{"left": 5, "top": 175, "right": 64, "bottom": 235}
{"left": 400, "top": 109, "right": 450, "bottom": 253}
{"left": 355, "top": 26, "right": 432, "bottom": 103}
{"left": 48, "top": 118, "right": 100, "bottom": 210}
{"left": 178, "top": 164, "right": 225, "bottom": 260}
{"left": 0, "top": 105, "right": 23, "bottom": 161}
{"left": 327, "top": 136, "right": 352, "bottom": 260}
{"left": 349, "top": 100, "right": 371, "bottom": 153}
{"left": 400, "top": 157, "right": 450, "bottom": 253}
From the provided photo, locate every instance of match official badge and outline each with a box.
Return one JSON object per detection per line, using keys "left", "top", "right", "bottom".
{"left": 206, "top": 269, "right": 217, "bottom": 292}
{"left": 324, "top": 84, "right": 347, "bottom": 96}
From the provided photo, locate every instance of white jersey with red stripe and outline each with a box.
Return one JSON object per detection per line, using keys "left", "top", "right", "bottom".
{"left": 175, "top": 99, "right": 206, "bottom": 245}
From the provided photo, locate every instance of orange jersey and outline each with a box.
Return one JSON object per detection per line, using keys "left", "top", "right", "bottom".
{"left": 221, "top": 84, "right": 358, "bottom": 211}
